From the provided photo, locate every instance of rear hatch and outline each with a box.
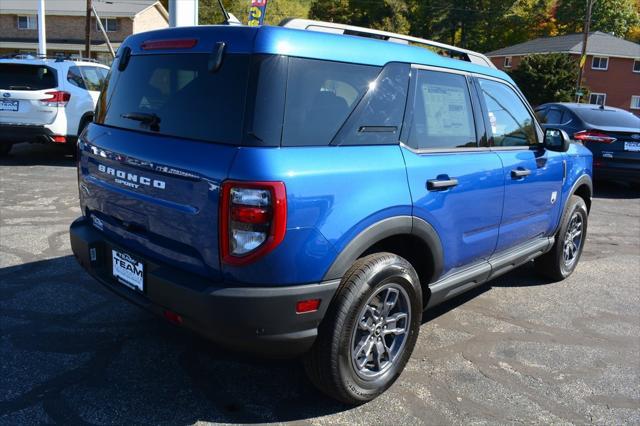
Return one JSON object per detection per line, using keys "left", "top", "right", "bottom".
{"left": 573, "top": 107, "right": 640, "bottom": 169}
{"left": 0, "top": 62, "right": 59, "bottom": 125}
{"left": 80, "top": 31, "right": 255, "bottom": 279}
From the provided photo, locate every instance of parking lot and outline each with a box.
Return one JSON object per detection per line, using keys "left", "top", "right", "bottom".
{"left": 1, "top": 143, "right": 639, "bottom": 424}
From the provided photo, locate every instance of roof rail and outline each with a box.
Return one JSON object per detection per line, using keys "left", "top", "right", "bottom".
{"left": 279, "top": 18, "right": 496, "bottom": 69}
{"left": 0, "top": 53, "right": 100, "bottom": 63}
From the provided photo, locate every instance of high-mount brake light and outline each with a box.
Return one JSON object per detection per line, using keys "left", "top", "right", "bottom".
{"left": 140, "top": 38, "right": 198, "bottom": 50}
{"left": 573, "top": 130, "right": 617, "bottom": 144}
{"left": 40, "top": 91, "right": 70, "bottom": 107}
{"left": 220, "top": 181, "right": 287, "bottom": 266}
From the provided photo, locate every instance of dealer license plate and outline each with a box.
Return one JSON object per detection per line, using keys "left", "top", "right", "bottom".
{"left": 112, "top": 249, "right": 144, "bottom": 292}
{"left": 0, "top": 100, "right": 19, "bottom": 111}
{"left": 624, "top": 141, "right": 640, "bottom": 152}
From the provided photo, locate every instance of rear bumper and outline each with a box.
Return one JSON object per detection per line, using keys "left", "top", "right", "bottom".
{"left": 0, "top": 124, "right": 57, "bottom": 144}
{"left": 594, "top": 164, "right": 640, "bottom": 184}
{"left": 69, "top": 217, "right": 339, "bottom": 357}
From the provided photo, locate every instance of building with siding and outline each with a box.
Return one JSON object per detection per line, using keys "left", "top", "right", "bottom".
{"left": 0, "top": 0, "right": 168, "bottom": 64}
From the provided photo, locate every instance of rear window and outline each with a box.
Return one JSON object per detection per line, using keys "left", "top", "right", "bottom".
{"left": 573, "top": 107, "right": 640, "bottom": 128}
{"left": 96, "top": 53, "right": 390, "bottom": 147}
{"left": 97, "top": 54, "right": 250, "bottom": 145}
{"left": 0, "top": 63, "right": 57, "bottom": 90}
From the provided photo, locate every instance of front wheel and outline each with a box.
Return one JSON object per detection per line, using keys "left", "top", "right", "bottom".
{"left": 535, "top": 195, "right": 588, "bottom": 281}
{"left": 304, "top": 253, "right": 422, "bottom": 404}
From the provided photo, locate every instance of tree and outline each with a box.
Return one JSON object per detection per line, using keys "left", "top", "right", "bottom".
{"left": 161, "top": 0, "right": 310, "bottom": 26}
{"left": 556, "top": 0, "right": 640, "bottom": 38}
{"left": 309, "top": 0, "right": 411, "bottom": 33}
{"left": 508, "top": 53, "right": 581, "bottom": 106}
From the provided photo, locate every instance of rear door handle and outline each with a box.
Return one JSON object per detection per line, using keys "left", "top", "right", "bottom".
{"left": 427, "top": 178, "right": 458, "bottom": 191}
{"left": 511, "top": 168, "right": 531, "bottom": 178}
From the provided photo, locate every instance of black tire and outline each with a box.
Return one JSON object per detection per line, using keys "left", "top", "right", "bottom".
{"left": 304, "top": 252, "right": 422, "bottom": 404}
{"left": 535, "top": 195, "right": 588, "bottom": 281}
{"left": 0, "top": 143, "right": 13, "bottom": 156}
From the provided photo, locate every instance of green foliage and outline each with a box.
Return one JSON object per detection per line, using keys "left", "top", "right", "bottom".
{"left": 160, "top": 0, "right": 309, "bottom": 26}
{"left": 509, "top": 53, "right": 582, "bottom": 106}
{"left": 310, "top": 0, "right": 410, "bottom": 33}
{"left": 556, "top": 0, "right": 640, "bottom": 38}
{"left": 161, "top": 0, "right": 639, "bottom": 53}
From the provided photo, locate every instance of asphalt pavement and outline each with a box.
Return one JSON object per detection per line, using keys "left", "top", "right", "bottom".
{"left": 1, "top": 143, "right": 639, "bottom": 425}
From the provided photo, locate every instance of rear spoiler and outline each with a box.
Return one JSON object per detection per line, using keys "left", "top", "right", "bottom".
{"left": 279, "top": 18, "right": 496, "bottom": 69}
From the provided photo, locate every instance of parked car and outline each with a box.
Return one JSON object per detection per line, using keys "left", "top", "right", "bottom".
{"left": 535, "top": 103, "right": 640, "bottom": 185}
{"left": 69, "top": 22, "right": 593, "bottom": 404}
{"left": 0, "top": 56, "right": 110, "bottom": 156}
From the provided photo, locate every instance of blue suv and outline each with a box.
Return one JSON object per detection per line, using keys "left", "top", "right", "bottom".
{"left": 70, "top": 23, "right": 593, "bottom": 404}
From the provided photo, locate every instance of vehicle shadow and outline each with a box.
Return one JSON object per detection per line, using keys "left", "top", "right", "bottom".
{"left": 0, "top": 255, "right": 350, "bottom": 424}
{"left": 421, "top": 261, "right": 552, "bottom": 324}
{"left": 0, "top": 143, "right": 75, "bottom": 167}
{"left": 0, "top": 254, "right": 562, "bottom": 423}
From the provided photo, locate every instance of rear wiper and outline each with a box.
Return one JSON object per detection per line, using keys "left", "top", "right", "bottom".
{"left": 121, "top": 112, "right": 161, "bottom": 130}
{"left": 8, "top": 85, "right": 32, "bottom": 90}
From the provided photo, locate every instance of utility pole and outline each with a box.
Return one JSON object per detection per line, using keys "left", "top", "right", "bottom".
{"left": 84, "top": 0, "right": 92, "bottom": 58}
{"left": 92, "top": 4, "right": 115, "bottom": 58}
{"left": 169, "top": 0, "right": 198, "bottom": 27}
{"left": 37, "top": 0, "right": 46, "bottom": 57}
{"left": 575, "top": 0, "right": 595, "bottom": 102}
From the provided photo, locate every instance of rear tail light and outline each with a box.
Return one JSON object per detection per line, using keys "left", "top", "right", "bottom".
{"left": 573, "top": 130, "right": 616, "bottom": 144}
{"left": 220, "top": 181, "right": 286, "bottom": 265}
{"left": 40, "top": 91, "right": 70, "bottom": 107}
{"left": 52, "top": 135, "right": 66, "bottom": 143}
{"left": 163, "top": 310, "right": 183, "bottom": 325}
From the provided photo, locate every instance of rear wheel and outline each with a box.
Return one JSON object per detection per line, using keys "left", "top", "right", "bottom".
{"left": 0, "top": 143, "right": 13, "bottom": 156}
{"left": 304, "top": 253, "right": 422, "bottom": 404}
{"left": 535, "top": 195, "right": 588, "bottom": 281}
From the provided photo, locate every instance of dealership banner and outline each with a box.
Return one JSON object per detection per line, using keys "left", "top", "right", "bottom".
{"left": 248, "top": 0, "right": 268, "bottom": 26}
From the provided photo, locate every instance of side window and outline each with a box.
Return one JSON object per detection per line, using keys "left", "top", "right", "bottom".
{"left": 80, "top": 67, "right": 104, "bottom": 91}
{"left": 282, "top": 58, "right": 380, "bottom": 146}
{"left": 404, "top": 69, "right": 477, "bottom": 150}
{"left": 477, "top": 78, "right": 537, "bottom": 147}
{"left": 96, "top": 67, "right": 109, "bottom": 82}
{"left": 332, "top": 63, "right": 410, "bottom": 146}
{"left": 535, "top": 108, "right": 547, "bottom": 123}
{"left": 67, "top": 66, "right": 86, "bottom": 89}
{"left": 545, "top": 108, "right": 563, "bottom": 124}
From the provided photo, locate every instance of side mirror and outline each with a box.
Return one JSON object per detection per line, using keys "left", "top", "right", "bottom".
{"left": 543, "top": 128, "right": 571, "bottom": 152}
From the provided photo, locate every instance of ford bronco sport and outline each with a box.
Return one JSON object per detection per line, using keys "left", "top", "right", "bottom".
{"left": 70, "top": 22, "right": 593, "bottom": 404}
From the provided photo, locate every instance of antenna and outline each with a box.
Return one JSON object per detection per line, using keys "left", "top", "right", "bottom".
{"left": 217, "top": 0, "right": 231, "bottom": 23}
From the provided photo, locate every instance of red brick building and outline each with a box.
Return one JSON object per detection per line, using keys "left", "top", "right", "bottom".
{"left": 486, "top": 32, "right": 640, "bottom": 114}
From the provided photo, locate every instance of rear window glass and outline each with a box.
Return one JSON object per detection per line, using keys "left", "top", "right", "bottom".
{"left": 573, "top": 108, "right": 640, "bottom": 128}
{"left": 282, "top": 58, "right": 380, "bottom": 146}
{"left": 97, "top": 54, "right": 250, "bottom": 145}
{"left": 0, "top": 63, "right": 57, "bottom": 90}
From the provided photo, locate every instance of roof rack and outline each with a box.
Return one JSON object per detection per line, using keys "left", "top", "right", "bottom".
{"left": 0, "top": 53, "right": 100, "bottom": 63}
{"left": 279, "top": 19, "right": 496, "bottom": 69}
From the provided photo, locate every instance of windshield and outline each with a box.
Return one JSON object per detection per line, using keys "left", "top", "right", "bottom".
{"left": 0, "top": 63, "right": 57, "bottom": 90}
{"left": 96, "top": 53, "right": 250, "bottom": 145}
{"left": 574, "top": 107, "right": 640, "bottom": 129}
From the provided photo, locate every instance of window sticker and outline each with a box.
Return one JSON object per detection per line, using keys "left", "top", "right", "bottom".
{"left": 421, "top": 83, "right": 473, "bottom": 137}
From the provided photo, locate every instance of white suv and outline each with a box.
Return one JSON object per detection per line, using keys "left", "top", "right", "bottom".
{"left": 0, "top": 56, "right": 110, "bottom": 156}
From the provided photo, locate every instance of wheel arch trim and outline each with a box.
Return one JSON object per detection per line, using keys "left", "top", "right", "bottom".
{"left": 322, "top": 215, "right": 444, "bottom": 283}
{"left": 554, "top": 173, "right": 592, "bottom": 236}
